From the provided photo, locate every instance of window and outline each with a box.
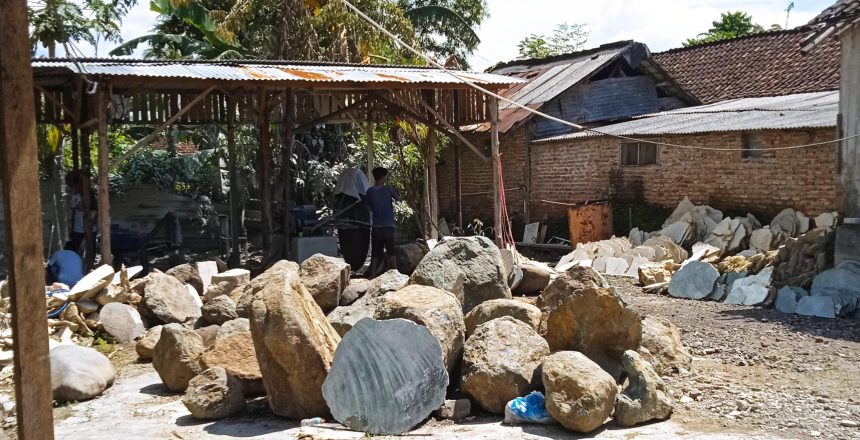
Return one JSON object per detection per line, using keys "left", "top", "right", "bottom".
{"left": 620, "top": 142, "right": 657, "bottom": 166}
{"left": 742, "top": 132, "right": 762, "bottom": 159}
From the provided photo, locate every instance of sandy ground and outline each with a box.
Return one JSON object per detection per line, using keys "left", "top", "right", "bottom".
{"left": 11, "top": 275, "right": 859, "bottom": 439}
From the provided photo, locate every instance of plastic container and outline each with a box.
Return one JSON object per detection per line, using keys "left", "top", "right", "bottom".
{"left": 300, "top": 417, "right": 325, "bottom": 427}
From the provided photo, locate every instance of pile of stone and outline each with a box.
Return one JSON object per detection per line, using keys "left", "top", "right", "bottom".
{"left": 129, "top": 236, "right": 688, "bottom": 435}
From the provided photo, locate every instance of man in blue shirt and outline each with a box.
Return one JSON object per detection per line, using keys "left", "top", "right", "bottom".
{"left": 364, "top": 167, "right": 400, "bottom": 278}
{"left": 47, "top": 250, "right": 84, "bottom": 287}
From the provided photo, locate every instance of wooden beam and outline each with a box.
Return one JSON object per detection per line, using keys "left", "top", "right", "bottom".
{"left": 293, "top": 96, "right": 371, "bottom": 133}
{"left": 258, "top": 88, "right": 272, "bottom": 258}
{"left": 97, "top": 87, "right": 113, "bottom": 266}
{"left": 35, "top": 84, "right": 77, "bottom": 121}
{"left": 416, "top": 97, "right": 489, "bottom": 164}
{"left": 109, "top": 85, "right": 216, "bottom": 171}
{"left": 0, "top": 1, "right": 55, "bottom": 437}
{"left": 489, "top": 96, "right": 502, "bottom": 247}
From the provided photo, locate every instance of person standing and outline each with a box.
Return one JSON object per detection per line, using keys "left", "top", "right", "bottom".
{"left": 365, "top": 167, "right": 400, "bottom": 278}
{"left": 64, "top": 171, "right": 96, "bottom": 254}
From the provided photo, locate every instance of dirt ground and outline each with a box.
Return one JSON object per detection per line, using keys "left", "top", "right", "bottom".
{"left": 5, "top": 275, "right": 860, "bottom": 439}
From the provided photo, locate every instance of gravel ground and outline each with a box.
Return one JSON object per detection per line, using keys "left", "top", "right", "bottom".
{"left": 608, "top": 275, "right": 860, "bottom": 440}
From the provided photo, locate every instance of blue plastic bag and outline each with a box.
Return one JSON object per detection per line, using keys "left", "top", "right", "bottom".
{"left": 504, "top": 391, "right": 555, "bottom": 425}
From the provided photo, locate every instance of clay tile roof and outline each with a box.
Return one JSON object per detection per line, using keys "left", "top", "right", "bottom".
{"left": 651, "top": 29, "right": 840, "bottom": 104}
{"left": 801, "top": 0, "right": 860, "bottom": 52}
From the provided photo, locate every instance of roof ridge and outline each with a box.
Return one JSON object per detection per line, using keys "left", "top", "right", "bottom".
{"left": 487, "top": 40, "right": 635, "bottom": 72}
{"left": 654, "top": 27, "right": 812, "bottom": 55}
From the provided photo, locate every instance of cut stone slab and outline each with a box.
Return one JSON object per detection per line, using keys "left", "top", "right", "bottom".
{"left": 796, "top": 295, "right": 836, "bottom": 318}
{"left": 99, "top": 303, "right": 145, "bottom": 343}
{"left": 196, "top": 261, "right": 219, "bottom": 293}
{"left": 668, "top": 261, "right": 719, "bottom": 300}
{"left": 322, "top": 318, "right": 448, "bottom": 436}
{"left": 815, "top": 212, "right": 838, "bottom": 230}
{"left": 410, "top": 236, "right": 511, "bottom": 313}
{"left": 662, "top": 196, "right": 696, "bottom": 229}
{"left": 750, "top": 227, "right": 776, "bottom": 252}
{"left": 604, "top": 257, "right": 629, "bottom": 276}
{"left": 50, "top": 345, "right": 115, "bottom": 402}
{"left": 775, "top": 286, "right": 809, "bottom": 314}
{"left": 796, "top": 212, "right": 810, "bottom": 235}
{"left": 68, "top": 265, "right": 114, "bottom": 301}
{"left": 683, "top": 242, "right": 721, "bottom": 266}
{"left": 771, "top": 208, "right": 799, "bottom": 237}
{"left": 725, "top": 267, "right": 773, "bottom": 306}
{"left": 111, "top": 265, "right": 142, "bottom": 285}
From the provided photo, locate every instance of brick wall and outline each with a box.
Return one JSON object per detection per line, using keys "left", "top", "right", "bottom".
{"left": 529, "top": 128, "right": 842, "bottom": 228}
{"left": 437, "top": 126, "right": 530, "bottom": 232}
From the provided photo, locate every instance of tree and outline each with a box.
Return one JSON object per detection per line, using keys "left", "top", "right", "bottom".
{"left": 684, "top": 11, "right": 782, "bottom": 47}
{"left": 517, "top": 23, "right": 588, "bottom": 60}
{"left": 399, "top": 0, "right": 489, "bottom": 67}
{"left": 29, "top": 0, "right": 138, "bottom": 56}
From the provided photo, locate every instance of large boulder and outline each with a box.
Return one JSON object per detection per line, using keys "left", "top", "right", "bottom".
{"left": 50, "top": 345, "right": 115, "bottom": 402}
{"left": 250, "top": 260, "right": 341, "bottom": 419}
{"left": 542, "top": 351, "right": 617, "bottom": 433}
{"left": 322, "top": 318, "right": 448, "bottom": 435}
{"left": 463, "top": 298, "right": 541, "bottom": 336}
{"left": 99, "top": 303, "right": 145, "bottom": 343}
{"left": 513, "top": 264, "right": 552, "bottom": 295}
{"left": 204, "top": 269, "right": 251, "bottom": 302}
{"left": 202, "top": 295, "right": 239, "bottom": 325}
{"left": 461, "top": 317, "right": 549, "bottom": 414}
{"left": 809, "top": 261, "right": 860, "bottom": 316}
{"left": 536, "top": 266, "right": 608, "bottom": 322}
{"left": 410, "top": 236, "right": 511, "bottom": 313}
{"left": 300, "top": 254, "right": 351, "bottom": 313}
{"left": 614, "top": 350, "right": 674, "bottom": 427}
{"left": 327, "top": 270, "right": 408, "bottom": 337}
{"left": 395, "top": 242, "right": 429, "bottom": 275}
{"left": 640, "top": 317, "right": 692, "bottom": 375}
{"left": 153, "top": 323, "right": 206, "bottom": 392}
{"left": 182, "top": 367, "right": 245, "bottom": 420}
{"left": 541, "top": 272, "right": 642, "bottom": 373}
{"left": 374, "top": 284, "right": 465, "bottom": 372}
{"left": 235, "top": 261, "right": 299, "bottom": 318}
{"left": 135, "top": 325, "right": 163, "bottom": 360}
{"left": 166, "top": 264, "right": 204, "bottom": 295}
{"left": 199, "top": 327, "right": 262, "bottom": 396}
{"left": 143, "top": 271, "right": 202, "bottom": 324}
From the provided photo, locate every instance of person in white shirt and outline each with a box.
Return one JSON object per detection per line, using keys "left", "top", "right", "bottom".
{"left": 64, "top": 171, "right": 96, "bottom": 254}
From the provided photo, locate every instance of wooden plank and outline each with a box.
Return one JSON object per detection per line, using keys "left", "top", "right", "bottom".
{"left": 97, "top": 88, "right": 113, "bottom": 265}
{"left": 489, "top": 95, "right": 502, "bottom": 247}
{"left": 0, "top": 0, "right": 56, "bottom": 437}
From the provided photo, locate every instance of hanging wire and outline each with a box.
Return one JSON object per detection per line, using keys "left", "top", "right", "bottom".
{"left": 63, "top": 41, "right": 99, "bottom": 94}
{"left": 339, "top": 0, "right": 860, "bottom": 152}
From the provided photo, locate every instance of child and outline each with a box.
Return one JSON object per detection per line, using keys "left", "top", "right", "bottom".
{"left": 364, "top": 167, "right": 400, "bottom": 277}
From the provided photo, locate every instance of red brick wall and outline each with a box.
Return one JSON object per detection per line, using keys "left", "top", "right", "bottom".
{"left": 529, "top": 128, "right": 842, "bottom": 224}
{"left": 437, "top": 126, "right": 530, "bottom": 230}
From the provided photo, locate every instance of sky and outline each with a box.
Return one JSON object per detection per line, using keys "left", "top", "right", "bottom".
{"left": 49, "top": 0, "right": 833, "bottom": 71}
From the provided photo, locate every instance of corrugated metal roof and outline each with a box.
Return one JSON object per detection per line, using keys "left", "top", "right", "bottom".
{"left": 31, "top": 59, "right": 522, "bottom": 86}
{"left": 535, "top": 91, "right": 839, "bottom": 142}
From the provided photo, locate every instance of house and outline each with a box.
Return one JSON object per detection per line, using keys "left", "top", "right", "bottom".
{"left": 436, "top": 41, "right": 698, "bottom": 232}
{"left": 439, "top": 29, "right": 842, "bottom": 239}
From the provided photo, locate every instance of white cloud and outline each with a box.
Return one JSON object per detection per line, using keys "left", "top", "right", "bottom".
{"left": 468, "top": 0, "right": 831, "bottom": 71}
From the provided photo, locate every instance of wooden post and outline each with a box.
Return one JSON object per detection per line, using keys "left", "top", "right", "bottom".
{"left": 257, "top": 88, "right": 272, "bottom": 257}
{"left": 97, "top": 88, "right": 112, "bottom": 266}
{"left": 71, "top": 123, "right": 80, "bottom": 170}
{"left": 455, "top": 140, "right": 463, "bottom": 228}
{"left": 281, "top": 89, "right": 296, "bottom": 260}
{"left": 366, "top": 109, "right": 374, "bottom": 178}
{"left": 227, "top": 95, "right": 241, "bottom": 267}
{"left": 423, "top": 90, "right": 439, "bottom": 240}
{"left": 0, "top": 0, "right": 56, "bottom": 437}
{"left": 80, "top": 129, "right": 96, "bottom": 270}
{"left": 489, "top": 96, "right": 502, "bottom": 247}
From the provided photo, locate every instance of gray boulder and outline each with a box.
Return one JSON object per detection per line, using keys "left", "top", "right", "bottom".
{"left": 461, "top": 317, "right": 549, "bottom": 414}
{"left": 143, "top": 271, "right": 202, "bottom": 324}
{"left": 327, "top": 270, "right": 408, "bottom": 337}
{"left": 50, "top": 345, "right": 115, "bottom": 402}
{"left": 182, "top": 367, "right": 245, "bottom": 419}
{"left": 542, "top": 351, "right": 617, "bottom": 433}
{"left": 810, "top": 261, "right": 860, "bottom": 316}
{"left": 300, "top": 254, "right": 351, "bottom": 313}
{"left": 463, "top": 298, "right": 541, "bottom": 336}
{"left": 153, "top": 323, "right": 206, "bottom": 392}
{"left": 99, "top": 303, "right": 145, "bottom": 343}
{"left": 340, "top": 279, "right": 369, "bottom": 306}
{"left": 395, "top": 242, "right": 429, "bottom": 275}
{"left": 775, "top": 286, "right": 809, "bottom": 314}
{"left": 668, "top": 261, "right": 719, "bottom": 300}
{"left": 725, "top": 267, "right": 773, "bottom": 306}
{"left": 410, "top": 236, "right": 511, "bottom": 313}
{"left": 202, "top": 295, "right": 239, "bottom": 325}
{"left": 796, "top": 296, "right": 836, "bottom": 318}
{"left": 614, "top": 350, "right": 674, "bottom": 427}
{"left": 374, "top": 284, "right": 465, "bottom": 372}
{"left": 322, "top": 318, "right": 448, "bottom": 435}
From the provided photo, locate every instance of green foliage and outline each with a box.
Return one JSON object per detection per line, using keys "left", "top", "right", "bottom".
{"left": 400, "top": 0, "right": 488, "bottom": 67}
{"left": 684, "top": 11, "right": 781, "bottom": 47}
{"left": 517, "top": 23, "right": 589, "bottom": 60}
{"left": 28, "top": 0, "right": 138, "bottom": 54}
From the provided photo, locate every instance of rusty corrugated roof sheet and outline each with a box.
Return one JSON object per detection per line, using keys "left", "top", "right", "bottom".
{"left": 801, "top": 0, "right": 860, "bottom": 52}
{"left": 31, "top": 58, "right": 522, "bottom": 86}
{"left": 535, "top": 91, "right": 839, "bottom": 142}
{"left": 652, "top": 29, "right": 840, "bottom": 104}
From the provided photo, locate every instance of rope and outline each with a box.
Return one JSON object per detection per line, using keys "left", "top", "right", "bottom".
{"left": 339, "top": 0, "right": 860, "bottom": 152}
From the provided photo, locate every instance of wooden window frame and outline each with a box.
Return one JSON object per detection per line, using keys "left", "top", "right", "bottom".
{"left": 620, "top": 141, "right": 658, "bottom": 166}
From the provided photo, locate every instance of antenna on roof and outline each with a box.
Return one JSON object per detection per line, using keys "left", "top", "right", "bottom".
{"left": 785, "top": 1, "right": 795, "bottom": 29}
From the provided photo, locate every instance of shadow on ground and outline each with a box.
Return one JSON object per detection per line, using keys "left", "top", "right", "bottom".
{"left": 717, "top": 306, "right": 860, "bottom": 343}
